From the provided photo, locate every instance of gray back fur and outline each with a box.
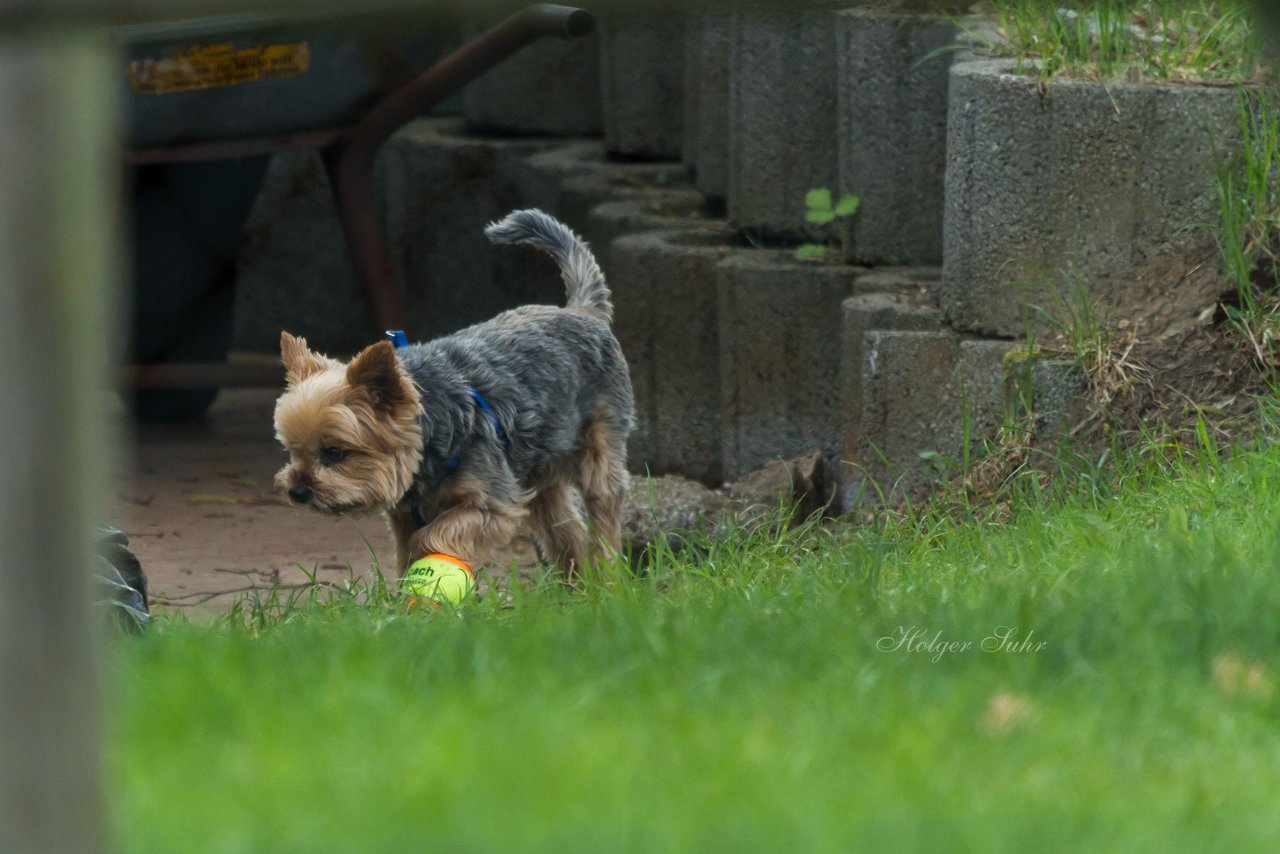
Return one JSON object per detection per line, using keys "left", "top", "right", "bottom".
{"left": 485, "top": 209, "right": 613, "bottom": 323}
{"left": 396, "top": 211, "right": 633, "bottom": 501}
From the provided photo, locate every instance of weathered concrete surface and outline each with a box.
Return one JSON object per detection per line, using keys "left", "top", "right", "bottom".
{"left": 716, "top": 250, "right": 866, "bottom": 481}
{"left": 232, "top": 151, "right": 369, "bottom": 355}
{"left": 610, "top": 228, "right": 737, "bottom": 483}
{"left": 683, "top": 5, "right": 733, "bottom": 201}
{"left": 847, "top": 331, "right": 1013, "bottom": 504}
{"left": 382, "top": 119, "right": 574, "bottom": 339}
{"left": 838, "top": 9, "right": 958, "bottom": 265}
{"left": 839, "top": 283, "right": 945, "bottom": 507}
{"left": 233, "top": 120, "right": 562, "bottom": 355}
{"left": 727, "top": 4, "right": 849, "bottom": 240}
{"left": 943, "top": 60, "right": 1242, "bottom": 336}
{"left": 518, "top": 141, "right": 688, "bottom": 234}
{"left": 583, "top": 190, "right": 712, "bottom": 266}
{"left": 462, "top": 5, "right": 602, "bottom": 135}
{"left": 584, "top": 196, "right": 723, "bottom": 480}
{"left": 599, "top": 8, "right": 686, "bottom": 157}
{"left": 1005, "top": 355, "right": 1090, "bottom": 435}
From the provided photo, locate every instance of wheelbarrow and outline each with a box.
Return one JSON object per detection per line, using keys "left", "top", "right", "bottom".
{"left": 119, "top": 3, "right": 594, "bottom": 419}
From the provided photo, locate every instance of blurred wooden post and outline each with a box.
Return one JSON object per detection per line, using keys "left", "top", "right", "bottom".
{"left": 0, "top": 13, "right": 120, "bottom": 854}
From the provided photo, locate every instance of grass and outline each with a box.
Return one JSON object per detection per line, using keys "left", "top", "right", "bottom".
{"left": 1217, "top": 87, "right": 1280, "bottom": 365}
{"left": 107, "top": 419, "right": 1280, "bottom": 852}
{"left": 981, "top": 0, "right": 1264, "bottom": 84}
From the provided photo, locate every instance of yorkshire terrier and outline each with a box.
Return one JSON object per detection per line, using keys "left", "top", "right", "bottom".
{"left": 273, "top": 209, "right": 634, "bottom": 581}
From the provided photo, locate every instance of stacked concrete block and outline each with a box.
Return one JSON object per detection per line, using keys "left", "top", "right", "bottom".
{"left": 380, "top": 119, "right": 569, "bottom": 339}
{"left": 233, "top": 152, "right": 369, "bottom": 355}
{"left": 518, "top": 141, "right": 687, "bottom": 234}
{"left": 582, "top": 191, "right": 712, "bottom": 272}
{"left": 839, "top": 290, "right": 943, "bottom": 500}
{"left": 716, "top": 251, "right": 866, "bottom": 482}
{"left": 837, "top": 9, "right": 959, "bottom": 266}
{"left": 1006, "top": 356, "right": 1090, "bottom": 435}
{"left": 461, "top": 4, "right": 602, "bottom": 134}
{"left": 683, "top": 4, "right": 733, "bottom": 203}
{"left": 943, "top": 59, "right": 1242, "bottom": 337}
{"left": 845, "top": 329, "right": 1013, "bottom": 505}
{"left": 599, "top": 8, "right": 686, "bottom": 158}
{"left": 727, "top": 3, "right": 852, "bottom": 240}
{"left": 609, "top": 228, "right": 736, "bottom": 482}
{"left": 582, "top": 196, "right": 719, "bottom": 474}
{"left": 954, "top": 340, "right": 1018, "bottom": 439}
{"left": 234, "top": 120, "right": 568, "bottom": 355}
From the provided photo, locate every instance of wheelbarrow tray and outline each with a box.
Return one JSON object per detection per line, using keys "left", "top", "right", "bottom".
{"left": 115, "top": 5, "right": 458, "bottom": 148}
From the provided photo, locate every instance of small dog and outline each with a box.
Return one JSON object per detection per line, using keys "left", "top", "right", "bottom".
{"left": 273, "top": 209, "right": 634, "bottom": 579}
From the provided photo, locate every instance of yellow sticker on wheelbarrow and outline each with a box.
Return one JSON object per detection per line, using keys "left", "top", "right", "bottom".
{"left": 128, "top": 41, "right": 310, "bottom": 95}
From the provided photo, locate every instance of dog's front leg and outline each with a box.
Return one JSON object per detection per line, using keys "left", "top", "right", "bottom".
{"left": 384, "top": 505, "right": 419, "bottom": 577}
{"left": 408, "top": 463, "right": 528, "bottom": 568}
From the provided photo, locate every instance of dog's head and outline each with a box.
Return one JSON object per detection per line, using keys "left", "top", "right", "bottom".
{"left": 273, "top": 332, "right": 423, "bottom": 515}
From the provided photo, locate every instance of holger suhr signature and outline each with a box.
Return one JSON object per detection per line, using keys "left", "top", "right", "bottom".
{"left": 877, "top": 626, "right": 1047, "bottom": 662}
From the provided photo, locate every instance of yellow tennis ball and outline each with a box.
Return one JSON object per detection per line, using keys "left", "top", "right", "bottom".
{"left": 402, "top": 554, "right": 475, "bottom": 608}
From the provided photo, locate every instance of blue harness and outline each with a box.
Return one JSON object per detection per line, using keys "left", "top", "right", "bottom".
{"left": 387, "top": 330, "right": 509, "bottom": 528}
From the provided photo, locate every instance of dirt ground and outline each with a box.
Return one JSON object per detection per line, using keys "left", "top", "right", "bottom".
{"left": 111, "top": 388, "right": 401, "bottom": 615}
{"left": 108, "top": 385, "right": 822, "bottom": 618}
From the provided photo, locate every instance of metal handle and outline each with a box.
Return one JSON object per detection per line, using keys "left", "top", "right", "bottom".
{"left": 328, "top": 4, "right": 596, "bottom": 333}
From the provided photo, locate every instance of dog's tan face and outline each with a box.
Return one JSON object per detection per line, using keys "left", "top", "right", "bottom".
{"left": 273, "top": 332, "right": 424, "bottom": 515}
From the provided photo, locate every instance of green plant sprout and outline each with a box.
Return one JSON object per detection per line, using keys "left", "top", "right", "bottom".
{"left": 796, "top": 188, "right": 860, "bottom": 263}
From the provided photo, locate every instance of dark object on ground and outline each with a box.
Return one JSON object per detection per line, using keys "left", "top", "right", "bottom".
{"left": 623, "top": 451, "right": 837, "bottom": 561}
{"left": 93, "top": 528, "right": 149, "bottom": 633}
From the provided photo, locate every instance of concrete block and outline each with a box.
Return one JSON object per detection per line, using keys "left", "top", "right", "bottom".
{"left": 518, "top": 141, "right": 687, "bottom": 234}
{"left": 609, "top": 228, "right": 737, "bottom": 483}
{"left": 716, "top": 250, "right": 865, "bottom": 481}
{"left": 1004, "top": 355, "right": 1090, "bottom": 435}
{"left": 943, "top": 59, "right": 1242, "bottom": 336}
{"left": 461, "top": 5, "right": 602, "bottom": 135}
{"left": 683, "top": 5, "right": 732, "bottom": 202}
{"left": 581, "top": 195, "right": 721, "bottom": 473}
{"left": 380, "top": 119, "right": 568, "bottom": 340}
{"left": 1030, "top": 358, "right": 1088, "bottom": 434}
{"left": 582, "top": 190, "right": 715, "bottom": 272}
{"left": 837, "top": 9, "right": 958, "bottom": 266}
{"left": 727, "top": 4, "right": 846, "bottom": 240}
{"left": 599, "top": 8, "right": 686, "bottom": 158}
{"left": 233, "top": 151, "right": 368, "bottom": 355}
{"left": 234, "top": 119, "right": 567, "bottom": 355}
{"left": 839, "top": 288, "right": 946, "bottom": 505}
{"left": 848, "top": 331, "right": 1013, "bottom": 504}
{"left": 955, "top": 339, "right": 1018, "bottom": 439}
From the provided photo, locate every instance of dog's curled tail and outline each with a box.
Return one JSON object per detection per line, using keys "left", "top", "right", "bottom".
{"left": 485, "top": 209, "right": 612, "bottom": 324}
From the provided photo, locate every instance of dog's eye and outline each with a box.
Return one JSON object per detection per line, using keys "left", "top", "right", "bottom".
{"left": 319, "top": 446, "right": 348, "bottom": 466}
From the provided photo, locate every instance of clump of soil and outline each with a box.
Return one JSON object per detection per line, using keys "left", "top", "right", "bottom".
{"left": 957, "top": 245, "right": 1276, "bottom": 510}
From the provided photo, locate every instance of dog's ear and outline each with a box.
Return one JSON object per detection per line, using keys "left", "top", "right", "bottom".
{"left": 346, "top": 340, "right": 413, "bottom": 412}
{"left": 280, "top": 331, "right": 332, "bottom": 385}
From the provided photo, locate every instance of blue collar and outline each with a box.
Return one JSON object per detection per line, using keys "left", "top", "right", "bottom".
{"left": 387, "top": 331, "right": 510, "bottom": 528}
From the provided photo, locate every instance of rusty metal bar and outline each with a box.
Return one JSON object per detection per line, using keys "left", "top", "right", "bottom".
{"left": 126, "top": 360, "right": 284, "bottom": 389}
{"left": 125, "top": 127, "right": 345, "bottom": 165}
{"left": 328, "top": 3, "right": 595, "bottom": 333}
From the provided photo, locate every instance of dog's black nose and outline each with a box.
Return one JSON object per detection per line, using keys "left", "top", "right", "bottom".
{"left": 288, "top": 485, "right": 313, "bottom": 505}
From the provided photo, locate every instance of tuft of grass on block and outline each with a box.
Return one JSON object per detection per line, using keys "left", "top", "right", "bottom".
{"left": 983, "top": 0, "right": 1264, "bottom": 84}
